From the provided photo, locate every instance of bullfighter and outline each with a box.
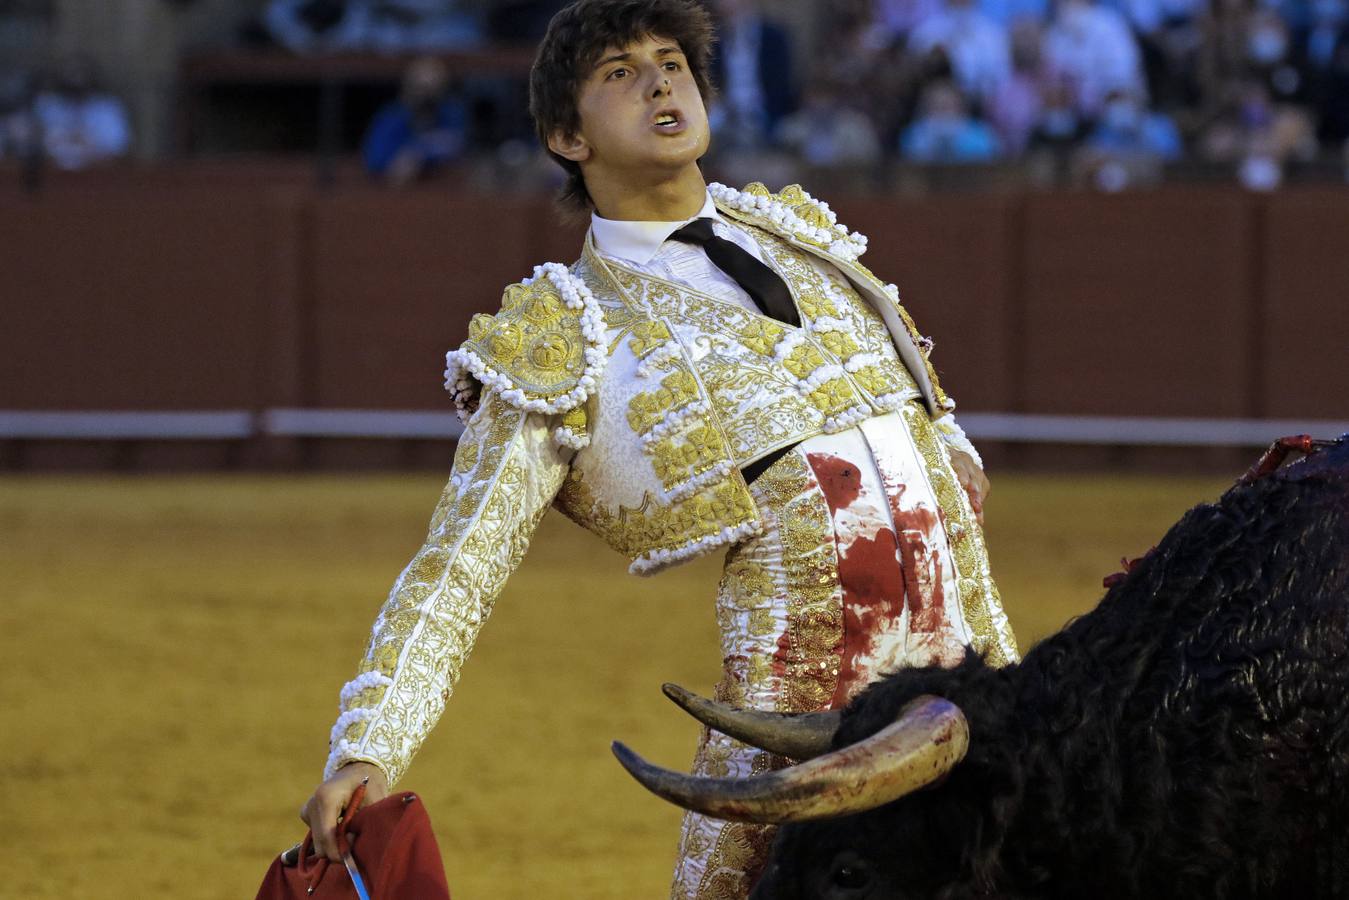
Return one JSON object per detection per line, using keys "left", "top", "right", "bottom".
{"left": 300, "top": 1, "right": 1019, "bottom": 896}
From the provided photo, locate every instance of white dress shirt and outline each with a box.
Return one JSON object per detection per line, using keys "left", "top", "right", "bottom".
{"left": 590, "top": 190, "right": 774, "bottom": 316}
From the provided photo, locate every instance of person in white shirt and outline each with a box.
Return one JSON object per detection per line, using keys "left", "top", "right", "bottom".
{"left": 907, "top": 0, "right": 1014, "bottom": 102}
{"left": 300, "top": 2, "right": 1017, "bottom": 897}
{"left": 1043, "top": 0, "right": 1148, "bottom": 114}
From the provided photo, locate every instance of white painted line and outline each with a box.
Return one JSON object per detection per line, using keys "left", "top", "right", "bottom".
{"left": 263, "top": 408, "right": 464, "bottom": 439}
{"left": 957, "top": 413, "right": 1349, "bottom": 446}
{"left": 1, "top": 410, "right": 1343, "bottom": 446}
{"left": 0, "top": 410, "right": 255, "bottom": 439}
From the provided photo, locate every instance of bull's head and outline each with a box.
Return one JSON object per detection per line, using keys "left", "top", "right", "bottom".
{"left": 613, "top": 685, "right": 989, "bottom": 899}
{"left": 614, "top": 434, "right": 1349, "bottom": 900}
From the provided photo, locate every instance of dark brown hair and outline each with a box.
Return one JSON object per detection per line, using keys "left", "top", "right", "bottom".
{"left": 529, "top": 0, "right": 717, "bottom": 214}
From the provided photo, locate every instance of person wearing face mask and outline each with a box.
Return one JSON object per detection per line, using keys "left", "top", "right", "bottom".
{"left": 1084, "top": 88, "right": 1182, "bottom": 160}
{"left": 899, "top": 78, "right": 1002, "bottom": 162}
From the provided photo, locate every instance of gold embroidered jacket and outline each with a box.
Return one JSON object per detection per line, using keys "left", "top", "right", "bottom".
{"left": 325, "top": 183, "right": 981, "bottom": 784}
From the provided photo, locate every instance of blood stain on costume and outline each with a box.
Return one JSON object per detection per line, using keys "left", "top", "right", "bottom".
{"left": 807, "top": 453, "right": 862, "bottom": 514}
{"left": 808, "top": 451, "right": 910, "bottom": 703}
{"left": 889, "top": 498, "right": 947, "bottom": 633}
{"left": 831, "top": 527, "right": 907, "bottom": 703}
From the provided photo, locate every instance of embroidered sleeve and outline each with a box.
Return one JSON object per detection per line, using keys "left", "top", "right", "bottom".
{"left": 323, "top": 392, "right": 571, "bottom": 785}
{"left": 932, "top": 412, "right": 982, "bottom": 469}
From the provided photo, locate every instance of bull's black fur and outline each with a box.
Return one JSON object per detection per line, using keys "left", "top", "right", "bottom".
{"left": 753, "top": 439, "right": 1349, "bottom": 900}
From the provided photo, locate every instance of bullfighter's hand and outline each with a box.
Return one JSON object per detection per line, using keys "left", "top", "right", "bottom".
{"left": 301, "top": 761, "right": 389, "bottom": 862}
{"left": 948, "top": 447, "right": 989, "bottom": 525}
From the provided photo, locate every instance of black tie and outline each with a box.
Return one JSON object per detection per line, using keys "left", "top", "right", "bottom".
{"left": 669, "top": 218, "right": 800, "bottom": 328}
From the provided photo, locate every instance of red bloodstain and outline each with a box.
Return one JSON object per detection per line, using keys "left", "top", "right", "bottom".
{"left": 831, "top": 528, "right": 906, "bottom": 704}
{"left": 807, "top": 453, "right": 862, "bottom": 514}
{"left": 771, "top": 630, "right": 793, "bottom": 677}
{"left": 890, "top": 502, "right": 947, "bottom": 633}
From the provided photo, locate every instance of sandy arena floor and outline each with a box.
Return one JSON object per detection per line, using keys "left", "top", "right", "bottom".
{"left": 2, "top": 471, "right": 1228, "bottom": 899}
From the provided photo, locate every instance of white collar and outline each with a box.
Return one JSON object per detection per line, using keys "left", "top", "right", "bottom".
{"left": 589, "top": 191, "right": 722, "bottom": 267}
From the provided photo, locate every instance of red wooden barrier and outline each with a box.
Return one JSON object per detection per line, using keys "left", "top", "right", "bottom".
{"left": 2, "top": 173, "right": 1345, "bottom": 472}
{"left": 1259, "top": 189, "right": 1349, "bottom": 420}
{"left": 0, "top": 185, "right": 274, "bottom": 410}
{"left": 1020, "top": 188, "right": 1258, "bottom": 418}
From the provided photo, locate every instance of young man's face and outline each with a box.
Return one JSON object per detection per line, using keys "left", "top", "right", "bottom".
{"left": 550, "top": 34, "right": 711, "bottom": 193}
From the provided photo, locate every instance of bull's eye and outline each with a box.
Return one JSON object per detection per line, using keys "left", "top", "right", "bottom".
{"left": 827, "top": 851, "right": 873, "bottom": 893}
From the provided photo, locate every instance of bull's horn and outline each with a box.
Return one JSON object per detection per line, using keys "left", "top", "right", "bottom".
{"left": 662, "top": 683, "right": 841, "bottom": 760}
{"left": 613, "top": 695, "right": 967, "bottom": 824}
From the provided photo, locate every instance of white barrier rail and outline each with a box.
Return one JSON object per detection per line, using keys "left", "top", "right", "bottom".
{"left": 2, "top": 410, "right": 1346, "bottom": 446}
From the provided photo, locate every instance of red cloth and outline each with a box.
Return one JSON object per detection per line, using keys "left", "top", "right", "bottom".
{"left": 256, "top": 791, "right": 451, "bottom": 900}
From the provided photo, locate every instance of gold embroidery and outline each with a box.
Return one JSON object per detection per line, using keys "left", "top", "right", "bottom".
{"left": 628, "top": 368, "right": 701, "bottom": 435}
{"left": 629, "top": 319, "right": 674, "bottom": 358}
{"left": 807, "top": 378, "right": 860, "bottom": 419}
{"left": 650, "top": 425, "right": 730, "bottom": 492}
{"left": 781, "top": 343, "right": 826, "bottom": 380}
{"left": 737, "top": 319, "right": 784, "bottom": 356}
{"left": 901, "top": 405, "right": 1019, "bottom": 665}
{"left": 818, "top": 330, "right": 861, "bottom": 359}
{"left": 754, "top": 453, "right": 844, "bottom": 713}
{"left": 556, "top": 468, "right": 759, "bottom": 564}
{"left": 460, "top": 278, "right": 589, "bottom": 397}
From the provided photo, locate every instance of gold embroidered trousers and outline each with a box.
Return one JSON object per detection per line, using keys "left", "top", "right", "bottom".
{"left": 669, "top": 406, "right": 1018, "bottom": 900}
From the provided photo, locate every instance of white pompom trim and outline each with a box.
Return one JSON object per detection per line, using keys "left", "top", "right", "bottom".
{"left": 658, "top": 459, "right": 734, "bottom": 504}
{"left": 338, "top": 671, "right": 393, "bottom": 708}
{"left": 635, "top": 341, "right": 682, "bottom": 379}
{"left": 629, "top": 518, "right": 764, "bottom": 576}
{"left": 709, "top": 182, "right": 868, "bottom": 261}
{"left": 641, "top": 399, "right": 710, "bottom": 448}
{"left": 823, "top": 404, "right": 872, "bottom": 434}
{"left": 443, "top": 262, "right": 608, "bottom": 422}
{"left": 329, "top": 707, "right": 376, "bottom": 746}
{"left": 552, "top": 425, "right": 591, "bottom": 451}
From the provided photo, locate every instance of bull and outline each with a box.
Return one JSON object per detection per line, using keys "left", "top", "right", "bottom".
{"left": 615, "top": 435, "right": 1349, "bottom": 899}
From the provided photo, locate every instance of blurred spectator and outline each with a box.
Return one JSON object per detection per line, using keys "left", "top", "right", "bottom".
{"left": 989, "top": 19, "right": 1050, "bottom": 154}
{"left": 1085, "top": 88, "right": 1183, "bottom": 158}
{"left": 1195, "top": 0, "right": 1252, "bottom": 116}
{"left": 979, "top": 0, "right": 1052, "bottom": 28}
{"left": 0, "top": 70, "right": 40, "bottom": 165}
{"left": 1025, "top": 79, "right": 1091, "bottom": 179}
{"left": 899, "top": 79, "right": 1003, "bottom": 162}
{"left": 362, "top": 56, "right": 467, "bottom": 184}
{"left": 33, "top": 56, "right": 131, "bottom": 170}
{"left": 814, "top": 0, "right": 898, "bottom": 113}
{"left": 776, "top": 81, "right": 883, "bottom": 166}
{"left": 263, "top": 0, "right": 481, "bottom": 54}
{"left": 1298, "top": 0, "right": 1349, "bottom": 145}
{"left": 1302, "top": 0, "right": 1348, "bottom": 70}
{"left": 1043, "top": 0, "right": 1147, "bottom": 114}
{"left": 1199, "top": 78, "right": 1317, "bottom": 188}
{"left": 708, "top": 0, "right": 797, "bottom": 149}
{"left": 907, "top": 0, "right": 1013, "bottom": 101}
{"left": 264, "top": 0, "right": 369, "bottom": 53}
{"left": 365, "top": 1, "right": 482, "bottom": 51}
{"left": 1123, "top": 0, "right": 1204, "bottom": 109}
{"left": 1075, "top": 87, "right": 1183, "bottom": 189}
{"left": 871, "top": 0, "right": 943, "bottom": 40}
